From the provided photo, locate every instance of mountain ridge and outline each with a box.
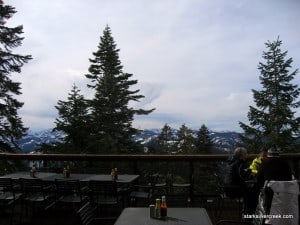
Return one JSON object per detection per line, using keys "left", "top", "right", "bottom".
{"left": 17, "top": 128, "right": 240, "bottom": 153}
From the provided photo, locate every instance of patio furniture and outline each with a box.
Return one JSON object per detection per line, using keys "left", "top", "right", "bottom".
{"left": 1, "top": 172, "right": 139, "bottom": 185}
{"left": 194, "top": 193, "right": 223, "bottom": 220}
{"left": 88, "top": 180, "right": 122, "bottom": 213}
{"left": 114, "top": 207, "right": 213, "bottom": 225}
{"left": 215, "top": 173, "right": 243, "bottom": 218}
{"left": 129, "top": 173, "right": 159, "bottom": 206}
{"left": 165, "top": 173, "right": 192, "bottom": 207}
{"left": 0, "top": 177, "right": 22, "bottom": 225}
{"left": 154, "top": 174, "right": 168, "bottom": 196}
{"left": 20, "top": 178, "right": 55, "bottom": 222}
{"left": 77, "top": 201, "right": 96, "bottom": 225}
{"left": 55, "top": 179, "right": 88, "bottom": 210}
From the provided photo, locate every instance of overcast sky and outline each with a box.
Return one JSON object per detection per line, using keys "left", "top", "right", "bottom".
{"left": 6, "top": 0, "right": 300, "bottom": 132}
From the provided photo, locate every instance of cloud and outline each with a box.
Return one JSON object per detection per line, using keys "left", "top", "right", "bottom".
{"left": 5, "top": 0, "right": 300, "bottom": 132}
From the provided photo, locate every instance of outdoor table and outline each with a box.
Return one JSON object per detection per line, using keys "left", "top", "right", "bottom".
{"left": 85, "top": 174, "right": 140, "bottom": 183}
{"left": 114, "top": 207, "right": 213, "bottom": 225}
{"left": 1, "top": 172, "right": 139, "bottom": 184}
{"left": 1, "top": 171, "right": 57, "bottom": 179}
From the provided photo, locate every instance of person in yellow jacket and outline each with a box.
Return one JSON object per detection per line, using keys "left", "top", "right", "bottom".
{"left": 249, "top": 149, "right": 267, "bottom": 175}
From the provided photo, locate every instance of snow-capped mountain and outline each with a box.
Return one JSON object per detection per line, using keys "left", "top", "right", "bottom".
{"left": 17, "top": 129, "right": 64, "bottom": 152}
{"left": 17, "top": 128, "right": 240, "bottom": 153}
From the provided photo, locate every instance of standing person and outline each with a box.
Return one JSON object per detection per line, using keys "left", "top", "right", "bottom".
{"left": 256, "top": 147, "right": 292, "bottom": 189}
{"left": 224, "top": 147, "right": 260, "bottom": 214}
{"left": 224, "top": 147, "right": 249, "bottom": 198}
{"left": 255, "top": 148, "right": 296, "bottom": 224}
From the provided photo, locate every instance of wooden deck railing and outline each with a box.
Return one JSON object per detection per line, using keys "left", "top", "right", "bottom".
{"left": 1, "top": 152, "right": 299, "bottom": 194}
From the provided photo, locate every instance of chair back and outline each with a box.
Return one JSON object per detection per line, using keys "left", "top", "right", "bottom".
{"left": 55, "top": 179, "right": 82, "bottom": 196}
{"left": 0, "top": 177, "right": 14, "bottom": 192}
{"left": 89, "top": 180, "right": 117, "bottom": 195}
{"left": 77, "top": 202, "right": 95, "bottom": 225}
{"left": 0, "top": 177, "right": 16, "bottom": 199}
{"left": 254, "top": 180, "right": 299, "bottom": 225}
{"left": 149, "top": 173, "right": 159, "bottom": 189}
{"left": 20, "top": 178, "right": 44, "bottom": 194}
{"left": 88, "top": 180, "right": 118, "bottom": 204}
{"left": 0, "top": 177, "right": 21, "bottom": 224}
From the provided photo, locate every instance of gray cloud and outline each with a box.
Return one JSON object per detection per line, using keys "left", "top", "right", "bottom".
{"left": 6, "top": 0, "right": 300, "bottom": 132}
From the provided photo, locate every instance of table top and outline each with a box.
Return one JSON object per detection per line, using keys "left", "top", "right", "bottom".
{"left": 114, "top": 207, "right": 213, "bottom": 225}
{"left": 1, "top": 172, "right": 139, "bottom": 184}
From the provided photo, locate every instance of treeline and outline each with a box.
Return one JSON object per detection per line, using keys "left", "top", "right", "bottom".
{"left": 144, "top": 123, "right": 213, "bottom": 154}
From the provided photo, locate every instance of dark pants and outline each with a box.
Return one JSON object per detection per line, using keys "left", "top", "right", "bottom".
{"left": 244, "top": 185, "right": 260, "bottom": 214}
{"left": 224, "top": 184, "right": 260, "bottom": 215}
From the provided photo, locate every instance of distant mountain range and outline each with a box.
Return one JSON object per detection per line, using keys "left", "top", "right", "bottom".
{"left": 17, "top": 128, "right": 241, "bottom": 153}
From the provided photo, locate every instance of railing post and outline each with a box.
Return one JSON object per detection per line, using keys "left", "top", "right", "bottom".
{"left": 189, "top": 159, "right": 194, "bottom": 204}
{"left": 133, "top": 159, "right": 138, "bottom": 174}
{"left": 293, "top": 159, "right": 299, "bottom": 179}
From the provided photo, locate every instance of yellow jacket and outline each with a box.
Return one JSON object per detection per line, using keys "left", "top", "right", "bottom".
{"left": 249, "top": 156, "right": 262, "bottom": 174}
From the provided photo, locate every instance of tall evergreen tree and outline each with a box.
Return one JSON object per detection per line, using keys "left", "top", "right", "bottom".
{"left": 195, "top": 124, "right": 213, "bottom": 153}
{"left": 85, "top": 26, "right": 154, "bottom": 153}
{"left": 239, "top": 38, "right": 300, "bottom": 152}
{"left": 176, "top": 124, "right": 195, "bottom": 154}
{"left": 54, "top": 84, "right": 90, "bottom": 153}
{"left": 0, "top": 1, "right": 32, "bottom": 152}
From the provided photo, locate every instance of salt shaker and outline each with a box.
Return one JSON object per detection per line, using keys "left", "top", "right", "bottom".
{"left": 149, "top": 204, "right": 155, "bottom": 218}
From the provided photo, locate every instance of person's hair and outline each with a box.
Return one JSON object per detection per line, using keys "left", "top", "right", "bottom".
{"left": 234, "top": 147, "right": 247, "bottom": 158}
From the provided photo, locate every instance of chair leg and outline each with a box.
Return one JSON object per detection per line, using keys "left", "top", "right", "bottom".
{"left": 10, "top": 203, "right": 16, "bottom": 225}
{"left": 130, "top": 197, "right": 136, "bottom": 206}
{"left": 217, "top": 197, "right": 224, "bottom": 219}
{"left": 19, "top": 200, "right": 24, "bottom": 224}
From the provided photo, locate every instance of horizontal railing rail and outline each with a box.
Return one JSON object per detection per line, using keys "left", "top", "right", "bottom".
{"left": 1, "top": 152, "right": 300, "bottom": 162}
{"left": 1, "top": 152, "right": 299, "bottom": 198}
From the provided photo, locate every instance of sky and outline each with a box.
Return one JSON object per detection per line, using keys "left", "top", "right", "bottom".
{"left": 5, "top": 0, "right": 300, "bottom": 132}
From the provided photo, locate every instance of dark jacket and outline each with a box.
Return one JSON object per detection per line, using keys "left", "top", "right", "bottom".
{"left": 256, "top": 156, "right": 292, "bottom": 189}
{"left": 225, "top": 156, "right": 249, "bottom": 187}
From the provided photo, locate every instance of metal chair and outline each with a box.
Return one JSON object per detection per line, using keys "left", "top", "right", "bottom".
{"left": 154, "top": 174, "right": 168, "bottom": 196}
{"left": 0, "top": 177, "right": 22, "bottom": 225}
{"left": 88, "top": 180, "right": 121, "bottom": 213}
{"left": 215, "top": 173, "right": 243, "bottom": 218}
{"left": 77, "top": 202, "right": 96, "bottom": 225}
{"left": 129, "top": 173, "right": 159, "bottom": 206}
{"left": 55, "top": 179, "right": 88, "bottom": 210}
{"left": 20, "top": 178, "right": 55, "bottom": 222}
{"left": 165, "top": 173, "right": 192, "bottom": 207}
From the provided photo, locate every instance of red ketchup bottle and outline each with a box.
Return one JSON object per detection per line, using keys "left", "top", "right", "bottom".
{"left": 160, "top": 195, "right": 167, "bottom": 218}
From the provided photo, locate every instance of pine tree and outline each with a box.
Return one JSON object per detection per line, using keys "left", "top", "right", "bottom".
{"left": 176, "top": 124, "right": 195, "bottom": 154}
{"left": 54, "top": 84, "right": 90, "bottom": 153}
{"left": 85, "top": 26, "right": 154, "bottom": 153}
{"left": 158, "top": 123, "right": 176, "bottom": 153}
{"left": 239, "top": 38, "right": 300, "bottom": 152}
{"left": 0, "top": 1, "right": 32, "bottom": 152}
{"left": 195, "top": 124, "right": 213, "bottom": 153}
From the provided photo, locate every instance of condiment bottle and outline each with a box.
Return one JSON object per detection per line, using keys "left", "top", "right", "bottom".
{"left": 160, "top": 195, "right": 167, "bottom": 218}
{"left": 66, "top": 166, "right": 70, "bottom": 178}
{"left": 63, "top": 167, "right": 67, "bottom": 177}
{"left": 149, "top": 204, "right": 155, "bottom": 218}
{"left": 111, "top": 168, "right": 115, "bottom": 180}
{"left": 114, "top": 168, "right": 118, "bottom": 180}
{"left": 30, "top": 166, "right": 36, "bottom": 177}
{"left": 155, "top": 198, "right": 161, "bottom": 218}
